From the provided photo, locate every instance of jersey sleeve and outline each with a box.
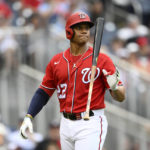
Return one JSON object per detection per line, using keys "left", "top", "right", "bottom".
{"left": 40, "top": 60, "right": 56, "bottom": 96}
{"left": 102, "top": 54, "right": 123, "bottom": 89}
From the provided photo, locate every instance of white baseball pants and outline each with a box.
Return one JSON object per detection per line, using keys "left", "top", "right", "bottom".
{"left": 60, "top": 109, "right": 108, "bottom": 150}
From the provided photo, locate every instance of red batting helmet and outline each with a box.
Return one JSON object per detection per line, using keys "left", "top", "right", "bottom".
{"left": 65, "top": 12, "right": 94, "bottom": 40}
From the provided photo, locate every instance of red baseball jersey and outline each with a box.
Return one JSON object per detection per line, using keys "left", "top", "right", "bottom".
{"left": 40, "top": 46, "right": 122, "bottom": 113}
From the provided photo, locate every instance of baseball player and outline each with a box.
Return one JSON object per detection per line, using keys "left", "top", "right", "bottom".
{"left": 20, "top": 12, "right": 125, "bottom": 150}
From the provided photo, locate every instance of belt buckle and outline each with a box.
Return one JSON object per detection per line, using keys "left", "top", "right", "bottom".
{"left": 66, "top": 113, "right": 71, "bottom": 119}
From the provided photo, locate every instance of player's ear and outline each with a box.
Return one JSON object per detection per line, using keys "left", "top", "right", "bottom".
{"left": 66, "top": 28, "right": 74, "bottom": 40}
{"left": 70, "top": 27, "right": 75, "bottom": 40}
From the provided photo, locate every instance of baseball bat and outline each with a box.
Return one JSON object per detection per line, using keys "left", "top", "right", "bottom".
{"left": 83, "top": 17, "right": 104, "bottom": 120}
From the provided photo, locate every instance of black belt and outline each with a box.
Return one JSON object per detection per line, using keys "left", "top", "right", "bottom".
{"left": 63, "top": 110, "right": 94, "bottom": 120}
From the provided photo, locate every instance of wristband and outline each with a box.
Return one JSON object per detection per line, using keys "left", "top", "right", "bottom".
{"left": 25, "top": 114, "right": 33, "bottom": 121}
{"left": 111, "top": 85, "right": 118, "bottom": 91}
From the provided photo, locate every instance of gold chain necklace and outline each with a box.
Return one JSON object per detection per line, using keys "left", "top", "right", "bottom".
{"left": 70, "top": 47, "right": 88, "bottom": 68}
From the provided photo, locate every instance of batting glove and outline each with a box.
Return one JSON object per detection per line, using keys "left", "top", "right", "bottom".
{"left": 102, "top": 68, "right": 120, "bottom": 90}
{"left": 20, "top": 114, "right": 33, "bottom": 139}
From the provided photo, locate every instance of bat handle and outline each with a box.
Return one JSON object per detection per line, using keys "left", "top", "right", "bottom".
{"left": 83, "top": 66, "right": 97, "bottom": 120}
{"left": 83, "top": 105, "right": 90, "bottom": 120}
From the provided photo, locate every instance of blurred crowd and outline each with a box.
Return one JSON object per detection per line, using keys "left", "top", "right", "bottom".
{"left": 0, "top": 0, "right": 149, "bottom": 73}
{"left": 0, "top": 117, "right": 60, "bottom": 150}
{"left": 0, "top": 0, "right": 150, "bottom": 150}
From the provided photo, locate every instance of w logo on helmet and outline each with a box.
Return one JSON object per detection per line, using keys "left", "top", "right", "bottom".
{"left": 65, "top": 12, "right": 94, "bottom": 39}
{"left": 79, "top": 13, "right": 86, "bottom": 19}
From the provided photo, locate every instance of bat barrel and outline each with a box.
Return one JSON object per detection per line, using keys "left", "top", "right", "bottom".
{"left": 92, "top": 17, "right": 104, "bottom": 66}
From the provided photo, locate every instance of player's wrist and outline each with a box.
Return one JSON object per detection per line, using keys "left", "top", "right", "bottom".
{"left": 25, "top": 114, "right": 33, "bottom": 121}
{"left": 110, "top": 84, "right": 118, "bottom": 91}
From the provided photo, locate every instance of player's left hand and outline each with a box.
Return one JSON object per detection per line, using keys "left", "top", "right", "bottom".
{"left": 20, "top": 116, "right": 33, "bottom": 139}
{"left": 102, "top": 68, "right": 120, "bottom": 90}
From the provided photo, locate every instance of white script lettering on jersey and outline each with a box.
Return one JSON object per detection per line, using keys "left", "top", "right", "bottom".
{"left": 81, "top": 68, "right": 100, "bottom": 84}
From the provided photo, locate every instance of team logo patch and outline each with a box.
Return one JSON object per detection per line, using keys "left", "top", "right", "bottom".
{"left": 81, "top": 68, "right": 100, "bottom": 84}
{"left": 79, "top": 13, "right": 86, "bottom": 19}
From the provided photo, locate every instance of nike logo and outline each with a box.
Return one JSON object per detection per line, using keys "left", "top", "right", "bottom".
{"left": 54, "top": 61, "right": 60, "bottom": 65}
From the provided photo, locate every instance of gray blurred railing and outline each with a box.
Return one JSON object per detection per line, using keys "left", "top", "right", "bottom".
{"left": 105, "top": 101, "right": 150, "bottom": 150}
{"left": 0, "top": 65, "right": 60, "bottom": 134}
{"left": 106, "top": 51, "right": 150, "bottom": 118}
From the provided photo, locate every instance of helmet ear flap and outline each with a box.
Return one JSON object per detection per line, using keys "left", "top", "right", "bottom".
{"left": 66, "top": 27, "right": 74, "bottom": 40}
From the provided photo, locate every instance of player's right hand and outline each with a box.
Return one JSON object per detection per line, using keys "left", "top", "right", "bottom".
{"left": 20, "top": 115, "right": 33, "bottom": 139}
{"left": 102, "top": 68, "right": 119, "bottom": 90}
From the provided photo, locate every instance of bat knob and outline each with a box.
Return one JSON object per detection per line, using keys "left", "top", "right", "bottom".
{"left": 83, "top": 113, "right": 90, "bottom": 121}
{"left": 83, "top": 118, "right": 90, "bottom": 121}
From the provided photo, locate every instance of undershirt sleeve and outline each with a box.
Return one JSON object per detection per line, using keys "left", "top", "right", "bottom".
{"left": 27, "top": 88, "right": 50, "bottom": 118}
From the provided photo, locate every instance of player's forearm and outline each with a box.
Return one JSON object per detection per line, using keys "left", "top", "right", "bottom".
{"left": 110, "top": 86, "right": 125, "bottom": 102}
{"left": 27, "top": 88, "right": 50, "bottom": 118}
